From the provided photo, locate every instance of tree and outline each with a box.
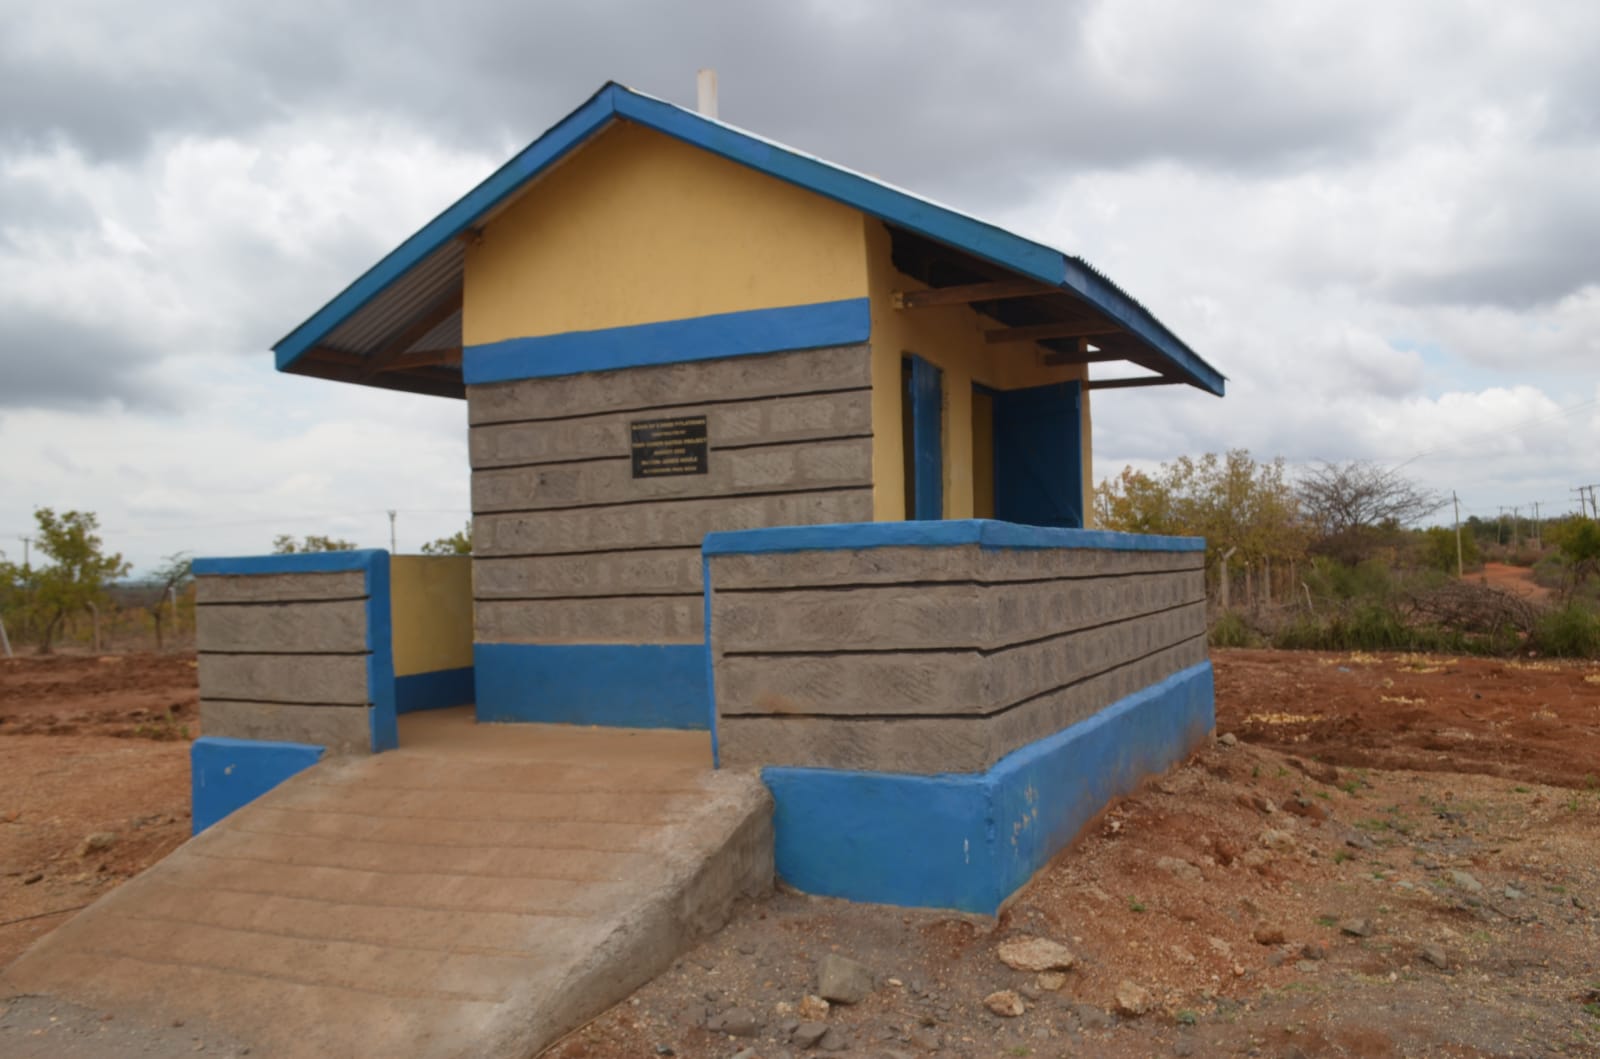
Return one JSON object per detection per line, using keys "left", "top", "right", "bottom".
{"left": 139, "top": 552, "right": 193, "bottom": 649}
{"left": 272, "top": 534, "right": 357, "bottom": 554}
{"left": 1096, "top": 450, "right": 1308, "bottom": 572}
{"left": 1297, "top": 461, "right": 1444, "bottom": 563}
{"left": 1417, "top": 525, "right": 1479, "bottom": 575}
{"left": 420, "top": 522, "right": 472, "bottom": 556}
{"left": 1550, "top": 517, "right": 1600, "bottom": 592}
{"left": 29, "top": 508, "right": 130, "bottom": 654}
{"left": 0, "top": 551, "right": 28, "bottom": 647}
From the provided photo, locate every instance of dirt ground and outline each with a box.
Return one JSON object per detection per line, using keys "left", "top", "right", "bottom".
{"left": 0, "top": 653, "right": 196, "bottom": 967}
{"left": 1478, "top": 563, "right": 1553, "bottom": 603}
{"left": 2, "top": 649, "right": 1598, "bottom": 1057}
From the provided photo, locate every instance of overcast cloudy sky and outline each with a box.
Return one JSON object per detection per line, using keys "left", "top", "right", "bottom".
{"left": 3, "top": 0, "right": 1598, "bottom": 572}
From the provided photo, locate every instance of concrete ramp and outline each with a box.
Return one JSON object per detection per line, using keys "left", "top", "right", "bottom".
{"left": 2, "top": 712, "right": 772, "bottom": 1058}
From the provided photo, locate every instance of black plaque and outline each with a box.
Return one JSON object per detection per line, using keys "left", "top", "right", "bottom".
{"left": 630, "top": 415, "right": 708, "bottom": 478}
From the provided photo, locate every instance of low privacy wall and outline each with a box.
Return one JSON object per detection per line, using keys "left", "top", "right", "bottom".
{"left": 705, "top": 520, "right": 1208, "bottom": 774}
{"left": 194, "top": 550, "right": 397, "bottom": 755}
{"left": 191, "top": 550, "right": 475, "bottom": 832}
{"left": 702, "top": 520, "right": 1215, "bottom": 912}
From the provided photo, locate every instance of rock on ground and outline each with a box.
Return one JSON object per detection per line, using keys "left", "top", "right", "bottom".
{"left": 996, "top": 934, "right": 1076, "bottom": 973}
{"left": 985, "top": 990, "right": 1026, "bottom": 1017}
{"left": 816, "top": 953, "right": 874, "bottom": 1004}
{"left": 1115, "top": 979, "right": 1154, "bottom": 1017}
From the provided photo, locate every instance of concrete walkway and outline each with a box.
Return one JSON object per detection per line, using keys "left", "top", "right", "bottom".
{"left": 2, "top": 710, "right": 773, "bottom": 1058}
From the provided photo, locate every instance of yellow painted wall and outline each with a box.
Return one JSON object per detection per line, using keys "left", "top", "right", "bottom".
{"left": 865, "top": 221, "right": 1093, "bottom": 521}
{"left": 463, "top": 123, "right": 870, "bottom": 344}
{"left": 390, "top": 556, "right": 474, "bottom": 677}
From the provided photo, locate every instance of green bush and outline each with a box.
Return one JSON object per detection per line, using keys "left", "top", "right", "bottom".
{"left": 1267, "top": 603, "right": 1518, "bottom": 656}
{"left": 1531, "top": 605, "right": 1600, "bottom": 658}
{"left": 1209, "top": 610, "right": 1255, "bottom": 648}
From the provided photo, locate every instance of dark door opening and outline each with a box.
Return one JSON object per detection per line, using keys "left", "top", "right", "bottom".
{"left": 902, "top": 355, "right": 944, "bottom": 520}
{"left": 989, "top": 381, "right": 1084, "bottom": 528}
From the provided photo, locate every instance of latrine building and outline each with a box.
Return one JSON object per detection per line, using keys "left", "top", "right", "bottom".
{"left": 192, "top": 81, "right": 1225, "bottom": 913}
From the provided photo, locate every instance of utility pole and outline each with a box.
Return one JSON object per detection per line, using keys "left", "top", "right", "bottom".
{"left": 1452, "top": 491, "right": 1463, "bottom": 577}
{"left": 387, "top": 510, "right": 398, "bottom": 554}
{"left": 18, "top": 536, "right": 30, "bottom": 569}
{"left": 1512, "top": 506, "right": 1521, "bottom": 549}
{"left": 1532, "top": 501, "right": 1541, "bottom": 548}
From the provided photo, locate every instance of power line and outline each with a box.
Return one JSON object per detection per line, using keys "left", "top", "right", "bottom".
{"left": 1388, "top": 395, "right": 1600, "bottom": 473}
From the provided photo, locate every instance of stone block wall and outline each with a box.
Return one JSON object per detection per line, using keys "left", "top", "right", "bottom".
{"left": 706, "top": 524, "right": 1207, "bottom": 774}
{"left": 468, "top": 344, "right": 875, "bottom": 645}
{"left": 194, "top": 552, "right": 390, "bottom": 754}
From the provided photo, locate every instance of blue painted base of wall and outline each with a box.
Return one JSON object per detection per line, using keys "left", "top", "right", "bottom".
{"left": 473, "top": 643, "right": 711, "bottom": 729}
{"left": 395, "top": 666, "right": 476, "bottom": 714}
{"left": 190, "top": 736, "right": 325, "bottom": 835}
{"left": 762, "top": 661, "right": 1215, "bottom": 914}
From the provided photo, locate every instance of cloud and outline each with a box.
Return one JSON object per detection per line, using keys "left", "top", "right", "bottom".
{"left": 0, "top": 306, "right": 172, "bottom": 410}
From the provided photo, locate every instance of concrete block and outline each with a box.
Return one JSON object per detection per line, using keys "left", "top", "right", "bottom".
{"left": 709, "top": 544, "right": 983, "bottom": 590}
{"left": 473, "top": 549, "right": 705, "bottom": 599}
{"left": 196, "top": 571, "right": 366, "bottom": 605}
{"left": 718, "top": 638, "right": 1210, "bottom": 775}
{"left": 469, "top": 388, "right": 872, "bottom": 468}
{"left": 475, "top": 596, "right": 705, "bottom": 644}
{"left": 198, "top": 653, "right": 369, "bottom": 706}
{"left": 987, "top": 601, "right": 1207, "bottom": 709}
{"left": 707, "top": 544, "right": 1204, "bottom": 592}
{"left": 200, "top": 700, "right": 374, "bottom": 755}
{"left": 196, "top": 599, "right": 368, "bottom": 654}
{"left": 717, "top": 714, "right": 992, "bottom": 774}
{"left": 712, "top": 572, "right": 1204, "bottom": 655}
{"left": 985, "top": 637, "right": 1209, "bottom": 764}
{"left": 474, "top": 488, "right": 873, "bottom": 556}
{"left": 471, "top": 437, "right": 871, "bottom": 513}
{"left": 712, "top": 582, "right": 988, "bottom": 653}
{"left": 976, "top": 547, "right": 1203, "bottom": 581}
{"left": 715, "top": 650, "right": 984, "bottom": 717}
{"left": 467, "top": 344, "right": 872, "bottom": 425}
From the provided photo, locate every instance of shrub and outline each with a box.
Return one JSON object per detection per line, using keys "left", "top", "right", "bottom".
{"left": 1531, "top": 604, "right": 1600, "bottom": 658}
{"left": 1209, "top": 610, "right": 1255, "bottom": 648}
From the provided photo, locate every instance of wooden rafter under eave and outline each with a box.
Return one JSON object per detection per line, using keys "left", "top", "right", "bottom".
{"left": 359, "top": 289, "right": 464, "bottom": 380}
{"left": 891, "top": 278, "right": 1056, "bottom": 310}
{"left": 1087, "top": 376, "right": 1180, "bottom": 390}
{"left": 984, "top": 321, "right": 1123, "bottom": 344}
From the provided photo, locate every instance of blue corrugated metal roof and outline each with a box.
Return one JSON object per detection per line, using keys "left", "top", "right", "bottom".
{"left": 274, "top": 81, "right": 1225, "bottom": 397}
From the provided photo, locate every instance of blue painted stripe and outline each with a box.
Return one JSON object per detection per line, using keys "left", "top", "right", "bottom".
{"left": 273, "top": 87, "right": 619, "bottom": 369}
{"left": 193, "top": 550, "right": 386, "bottom": 576}
{"left": 191, "top": 736, "right": 324, "bottom": 834}
{"left": 474, "top": 643, "right": 711, "bottom": 730}
{"left": 462, "top": 298, "right": 872, "bottom": 385}
{"left": 763, "top": 660, "right": 1215, "bottom": 913}
{"left": 703, "top": 518, "right": 1204, "bottom": 557}
{"left": 363, "top": 554, "right": 397, "bottom": 752}
{"left": 395, "top": 666, "right": 476, "bottom": 714}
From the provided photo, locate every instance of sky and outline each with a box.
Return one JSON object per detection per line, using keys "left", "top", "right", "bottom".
{"left": 2, "top": 0, "right": 1598, "bottom": 574}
